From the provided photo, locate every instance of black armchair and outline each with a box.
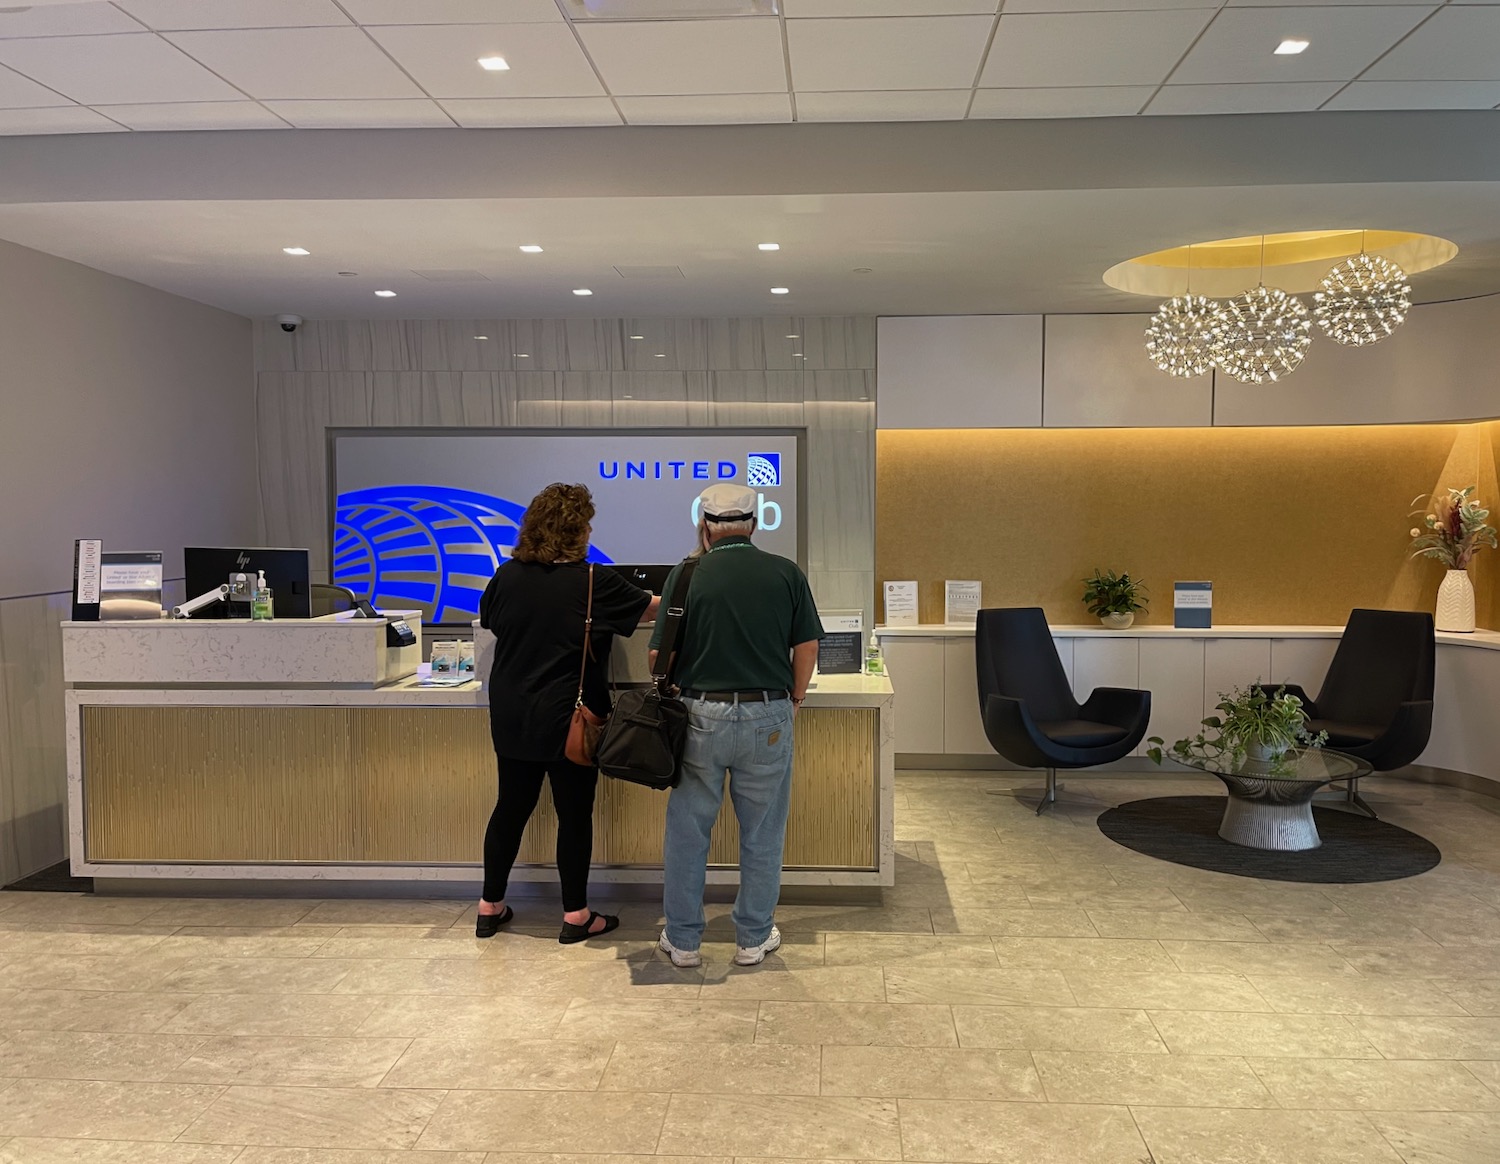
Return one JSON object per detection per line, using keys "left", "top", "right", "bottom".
{"left": 976, "top": 607, "right": 1152, "bottom": 814}
{"left": 311, "top": 583, "right": 359, "bottom": 618}
{"left": 1269, "top": 608, "right": 1435, "bottom": 818}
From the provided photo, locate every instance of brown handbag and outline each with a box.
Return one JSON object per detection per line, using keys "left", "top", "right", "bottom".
{"left": 564, "top": 563, "right": 607, "bottom": 766}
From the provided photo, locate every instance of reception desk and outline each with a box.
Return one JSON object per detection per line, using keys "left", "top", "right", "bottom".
{"left": 877, "top": 623, "right": 1500, "bottom": 795}
{"left": 63, "top": 616, "right": 895, "bottom": 888}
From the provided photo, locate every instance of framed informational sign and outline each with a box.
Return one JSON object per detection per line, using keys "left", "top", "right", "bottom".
{"left": 99, "top": 551, "right": 163, "bottom": 621}
{"left": 72, "top": 539, "right": 102, "bottom": 622}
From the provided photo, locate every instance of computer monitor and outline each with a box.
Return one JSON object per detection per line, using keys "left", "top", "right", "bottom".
{"left": 607, "top": 564, "right": 676, "bottom": 595}
{"left": 184, "top": 547, "right": 312, "bottom": 619}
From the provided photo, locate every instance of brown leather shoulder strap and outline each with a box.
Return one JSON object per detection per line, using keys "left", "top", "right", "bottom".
{"left": 575, "top": 562, "right": 595, "bottom": 707}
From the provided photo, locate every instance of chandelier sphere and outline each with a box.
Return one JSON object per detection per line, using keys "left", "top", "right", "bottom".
{"left": 1313, "top": 252, "right": 1411, "bottom": 347}
{"left": 1214, "top": 285, "right": 1313, "bottom": 384}
{"left": 1144, "top": 294, "right": 1224, "bottom": 378}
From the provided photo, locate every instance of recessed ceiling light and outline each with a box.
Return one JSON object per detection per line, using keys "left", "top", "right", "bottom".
{"left": 758, "top": 242, "right": 780, "bottom": 251}
{"left": 785, "top": 333, "right": 799, "bottom": 339}
{"left": 374, "top": 289, "right": 397, "bottom": 298}
{"left": 622, "top": 394, "right": 634, "bottom": 399}
{"left": 282, "top": 246, "right": 310, "bottom": 256}
{"left": 573, "top": 288, "right": 593, "bottom": 296}
{"left": 519, "top": 245, "right": 544, "bottom": 253}
{"left": 654, "top": 353, "right": 666, "bottom": 358}
{"left": 771, "top": 287, "right": 789, "bottom": 295}
{"left": 515, "top": 353, "right": 530, "bottom": 358}
{"left": 474, "top": 335, "right": 488, "bottom": 340}
{"left": 792, "top": 352, "right": 804, "bottom": 358}
{"left": 478, "top": 56, "right": 510, "bottom": 71}
{"left": 1274, "top": 38, "right": 1309, "bottom": 55}
{"left": 629, "top": 334, "right": 645, "bottom": 340}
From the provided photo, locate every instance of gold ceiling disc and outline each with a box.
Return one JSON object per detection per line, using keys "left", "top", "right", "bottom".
{"left": 1103, "top": 230, "right": 1457, "bottom": 298}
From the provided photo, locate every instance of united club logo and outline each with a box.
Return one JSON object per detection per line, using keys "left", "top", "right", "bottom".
{"left": 746, "top": 453, "right": 782, "bottom": 487}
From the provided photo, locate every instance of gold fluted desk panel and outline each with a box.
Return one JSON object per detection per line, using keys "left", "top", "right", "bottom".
{"left": 66, "top": 676, "right": 897, "bottom": 887}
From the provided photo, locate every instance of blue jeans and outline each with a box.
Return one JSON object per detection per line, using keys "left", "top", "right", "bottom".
{"left": 662, "top": 697, "right": 795, "bottom": 950}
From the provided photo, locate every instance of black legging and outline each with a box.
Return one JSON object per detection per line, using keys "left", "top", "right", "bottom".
{"left": 482, "top": 755, "right": 599, "bottom": 912}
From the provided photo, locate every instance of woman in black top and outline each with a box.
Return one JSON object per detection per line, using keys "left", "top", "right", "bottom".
{"left": 476, "top": 483, "right": 657, "bottom": 942}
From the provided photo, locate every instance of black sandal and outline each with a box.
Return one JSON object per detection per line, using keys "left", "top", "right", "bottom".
{"left": 559, "top": 911, "right": 620, "bottom": 945}
{"left": 475, "top": 904, "right": 514, "bottom": 938}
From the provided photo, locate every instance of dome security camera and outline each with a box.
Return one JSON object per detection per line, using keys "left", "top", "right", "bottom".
{"left": 275, "top": 313, "right": 303, "bottom": 333}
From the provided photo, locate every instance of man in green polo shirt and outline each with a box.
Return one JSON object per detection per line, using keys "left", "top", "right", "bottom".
{"left": 652, "top": 483, "right": 824, "bottom": 968}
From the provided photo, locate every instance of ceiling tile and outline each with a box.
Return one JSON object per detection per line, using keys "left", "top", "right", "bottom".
{"left": 0, "top": 106, "right": 125, "bottom": 134}
{"left": 981, "top": 11, "right": 1214, "bottom": 88}
{"left": 0, "top": 3, "right": 145, "bottom": 38}
{"left": 618, "top": 92, "right": 792, "bottom": 124}
{"left": 785, "top": 1, "right": 997, "bottom": 14}
{"left": 96, "top": 101, "right": 290, "bottom": 130}
{"left": 796, "top": 89, "right": 971, "bottom": 120}
{"left": 1324, "top": 80, "right": 1500, "bottom": 109}
{"left": 0, "top": 64, "right": 67, "bottom": 109}
{"left": 0, "top": 34, "right": 243, "bottom": 105}
{"left": 369, "top": 24, "right": 604, "bottom": 99}
{"left": 438, "top": 96, "right": 622, "bottom": 126}
{"left": 1002, "top": 0, "right": 1214, "bottom": 9}
{"left": 263, "top": 98, "right": 453, "bottom": 127}
{"left": 1365, "top": 8, "right": 1500, "bottom": 81}
{"left": 1147, "top": 81, "right": 1343, "bottom": 114}
{"left": 969, "top": 85, "right": 1153, "bottom": 117}
{"left": 341, "top": 0, "right": 565, "bottom": 23}
{"left": 116, "top": 1, "right": 351, "bottom": 31}
{"left": 788, "top": 15, "right": 994, "bottom": 91}
{"left": 1169, "top": 6, "right": 1434, "bottom": 85}
{"left": 577, "top": 19, "right": 787, "bottom": 96}
{"left": 166, "top": 28, "right": 425, "bottom": 100}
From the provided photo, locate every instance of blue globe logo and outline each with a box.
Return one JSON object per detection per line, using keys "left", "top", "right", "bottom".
{"left": 746, "top": 453, "right": 781, "bottom": 487}
{"left": 334, "top": 485, "right": 613, "bottom": 624}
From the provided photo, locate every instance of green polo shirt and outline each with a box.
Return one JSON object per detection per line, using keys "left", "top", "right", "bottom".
{"left": 650, "top": 536, "right": 824, "bottom": 693}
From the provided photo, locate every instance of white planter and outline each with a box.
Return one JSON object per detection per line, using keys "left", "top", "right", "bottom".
{"left": 1435, "top": 568, "right": 1476, "bottom": 633}
{"left": 1244, "top": 741, "right": 1288, "bottom": 763}
{"left": 1100, "top": 612, "right": 1135, "bottom": 629}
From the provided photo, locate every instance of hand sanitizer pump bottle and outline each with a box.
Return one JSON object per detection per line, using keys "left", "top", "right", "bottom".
{"left": 251, "top": 570, "right": 274, "bottom": 621}
{"left": 864, "top": 631, "right": 884, "bottom": 676}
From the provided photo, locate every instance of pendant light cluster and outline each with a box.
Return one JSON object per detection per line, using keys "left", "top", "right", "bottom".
{"left": 1143, "top": 235, "right": 1412, "bottom": 383}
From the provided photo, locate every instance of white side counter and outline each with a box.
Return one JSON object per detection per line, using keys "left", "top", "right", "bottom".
{"left": 876, "top": 622, "right": 1500, "bottom": 793}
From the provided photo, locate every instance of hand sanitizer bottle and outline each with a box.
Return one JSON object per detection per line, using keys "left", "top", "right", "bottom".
{"left": 864, "top": 631, "right": 884, "bottom": 676}
{"left": 251, "top": 570, "right": 274, "bottom": 621}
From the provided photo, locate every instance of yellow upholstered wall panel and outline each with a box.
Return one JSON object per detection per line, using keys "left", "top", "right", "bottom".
{"left": 877, "top": 424, "right": 1500, "bottom": 629}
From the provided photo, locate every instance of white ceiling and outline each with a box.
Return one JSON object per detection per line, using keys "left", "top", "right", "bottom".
{"left": 0, "top": 0, "right": 1497, "bottom": 134}
{"left": 2, "top": 181, "right": 1498, "bottom": 317}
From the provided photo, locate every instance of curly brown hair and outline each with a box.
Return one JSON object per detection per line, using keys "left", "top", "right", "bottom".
{"left": 511, "top": 483, "right": 595, "bottom": 564}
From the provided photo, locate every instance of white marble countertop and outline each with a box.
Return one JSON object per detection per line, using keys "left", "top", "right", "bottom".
{"left": 876, "top": 623, "right": 1500, "bottom": 651}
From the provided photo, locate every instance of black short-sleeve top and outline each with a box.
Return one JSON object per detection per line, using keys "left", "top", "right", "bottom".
{"left": 479, "top": 560, "right": 651, "bottom": 762}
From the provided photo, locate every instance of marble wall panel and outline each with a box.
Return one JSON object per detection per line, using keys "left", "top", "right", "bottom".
{"left": 0, "top": 591, "right": 71, "bottom": 884}
{"left": 254, "top": 320, "right": 877, "bottom": 631}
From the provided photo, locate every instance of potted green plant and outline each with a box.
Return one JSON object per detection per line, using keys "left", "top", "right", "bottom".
{"left": 1409, "top": 486, "right": 1497, "bottom": 633}
{"left": 1082, "top": 569, "right": 1147, "bottom": 629}
{"left": 1147, "top": 683, "right": 1328, "bottom": 770}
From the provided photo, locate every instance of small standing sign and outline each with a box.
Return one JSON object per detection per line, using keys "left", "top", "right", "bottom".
{"left": 816, "top": 609, "right": 864, "bottom": 675}
{"left": 944, "top": 580, "right": 983, "bottom": 626}
{"left": 72, "top": 539, "right": 103, "bottom": 622}
{"left": 1174, "top": 581, "right": 1213, "bottom": 629}
{"left": 883, "top": 580, "right": 919, "bottom": 627}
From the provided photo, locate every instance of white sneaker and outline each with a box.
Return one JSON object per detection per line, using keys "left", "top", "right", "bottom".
{"left": 734, "top": 926, "right": 782, "bottom": 966}
{"left": 658, "top": 931, "right": 702, "bottom": 968}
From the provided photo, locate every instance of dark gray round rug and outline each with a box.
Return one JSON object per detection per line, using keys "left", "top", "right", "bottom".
{"left": 1096, "top": 795, "right": 1441, "bottom": 883}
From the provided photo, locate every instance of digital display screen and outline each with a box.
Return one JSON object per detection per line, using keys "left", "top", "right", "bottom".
{"left": 330, "top": 428, "right": 802, "bottom": 625}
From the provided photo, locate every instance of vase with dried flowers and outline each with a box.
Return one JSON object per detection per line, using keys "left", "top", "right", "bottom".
{"left": 1409, "top": 486, "right": 1497, "bottom": 633}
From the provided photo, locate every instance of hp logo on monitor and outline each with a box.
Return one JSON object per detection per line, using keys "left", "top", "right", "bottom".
{"left": 746, "top": 453, "right": 782, "bottom": 487}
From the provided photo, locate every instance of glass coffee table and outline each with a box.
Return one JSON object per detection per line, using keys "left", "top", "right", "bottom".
{"left": 1174, "top": 748, "right": 1374, "bottom": 852}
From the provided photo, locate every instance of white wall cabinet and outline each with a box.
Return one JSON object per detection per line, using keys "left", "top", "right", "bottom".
{"left": 876, "top": 315, "right": 1044, "bottom": 429}
{"left": 1137, "top": 638, "right": 1206, "bottom": 758}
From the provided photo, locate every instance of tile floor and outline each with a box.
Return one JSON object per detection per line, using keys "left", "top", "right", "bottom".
{"left": 1, "top": 770, "right": 1499, "bottom": 1163}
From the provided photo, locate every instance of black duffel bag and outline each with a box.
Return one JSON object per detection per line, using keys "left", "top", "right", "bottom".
{"left": 595, "top": 558, "right": 698, "bottom": 791}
